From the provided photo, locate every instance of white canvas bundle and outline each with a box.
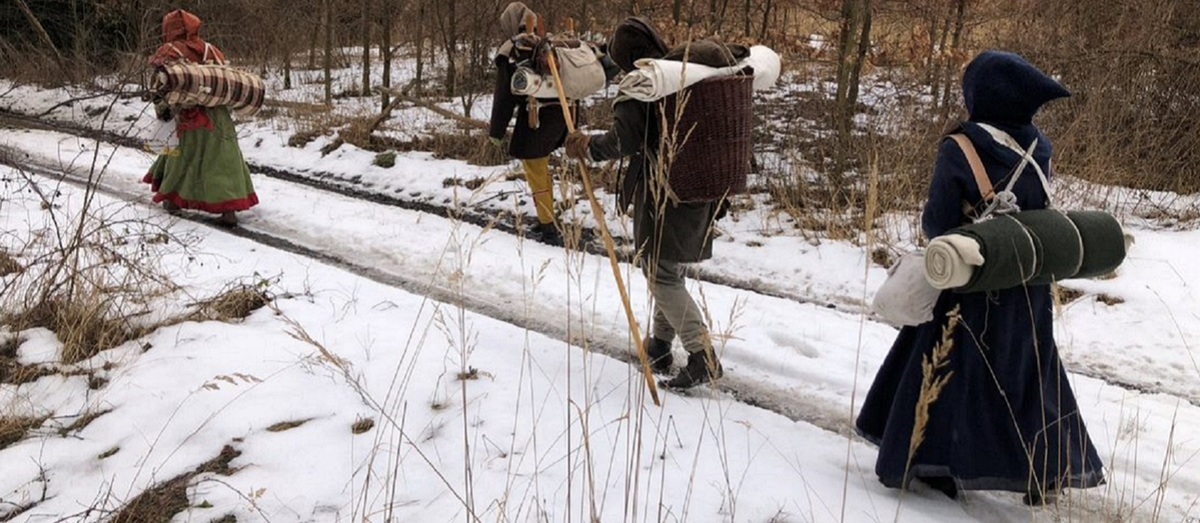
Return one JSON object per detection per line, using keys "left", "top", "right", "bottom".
{"left": 618, "top": 45, "right": 782, "bottom": 102}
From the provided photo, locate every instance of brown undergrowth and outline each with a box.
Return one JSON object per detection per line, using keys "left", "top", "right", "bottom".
{"left": 108, "top": 445, "right": 242, "bottom": 523}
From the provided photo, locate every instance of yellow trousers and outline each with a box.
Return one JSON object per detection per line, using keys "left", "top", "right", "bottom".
{"left": 521, "top": 157, "right": 555, "bottom": 225}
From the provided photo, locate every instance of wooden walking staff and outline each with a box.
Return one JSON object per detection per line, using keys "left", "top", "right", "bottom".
{"left": 548, "top": 17, "right": 662, "bottom": 406}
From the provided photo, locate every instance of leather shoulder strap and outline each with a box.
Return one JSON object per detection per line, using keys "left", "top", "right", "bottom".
{"left": 948, "top": 134, "right": 995, "bottom": 202}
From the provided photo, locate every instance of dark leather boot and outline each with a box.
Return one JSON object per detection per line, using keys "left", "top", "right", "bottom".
{"left": 663, "top": 349, "right": 723, "bottom": 389}
{"left": 216, "top": 211, "right": 238, "bottom": 227}
{"left": 644, "top": 337, "right": 673, "bottom": 374}
{"left": 535, "top": 222, "right": 561, "bottom": 246}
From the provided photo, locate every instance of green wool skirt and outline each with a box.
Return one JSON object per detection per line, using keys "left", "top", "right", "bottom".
{"left": 144, "top": 106, "right": 258, "bottom": 213}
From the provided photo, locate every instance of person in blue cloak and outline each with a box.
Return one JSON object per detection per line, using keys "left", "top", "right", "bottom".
{"left": 855, "top": 50, "right": 1105, "bottom": 505}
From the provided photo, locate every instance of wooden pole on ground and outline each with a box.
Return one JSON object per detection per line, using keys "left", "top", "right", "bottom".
{"left": 546, "top": 30, "right": 662, "bottom": 406}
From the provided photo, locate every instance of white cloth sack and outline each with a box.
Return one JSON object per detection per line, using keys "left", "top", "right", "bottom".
{"left": 872, "top": 251, "right": 943, "bottom": 328}
{"left": 143, "top": 118, "right": 180, "bottom": 157}
{"left": 924, "top": 234, "right": 985, "bottom": 289}
{"left": 618, "top": 45, "right": 782, "bottom": 102}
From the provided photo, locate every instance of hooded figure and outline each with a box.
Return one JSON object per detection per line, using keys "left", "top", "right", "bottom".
{"left": 498, "top": 1, "right": 532, "bottom": 38}
{"left": 150, "top": 9, "right": 226, "bottom": 66}
{"left": 855, "top": 51, "right": 1104, "bottom": 503}
{"left": 488, "top": 2, "right": 569, "bottom": 243}
{"left": 564, "top": 17, "right": 727, "bottom": 389}
{"left": 143, "top": 10, "right": 256, "bottom": 226}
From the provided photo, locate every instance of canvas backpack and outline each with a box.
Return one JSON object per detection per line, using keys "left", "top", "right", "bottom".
{"left": 508, "top": 35, "right": 606, "bottom": 101}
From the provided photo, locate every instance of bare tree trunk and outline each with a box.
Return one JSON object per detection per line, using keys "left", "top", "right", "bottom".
{"left": 381, "top": 0, "right": 393, "bottom": 110}
{"left": 284, "top": 53, "right": 293, "bottom": 89}
{"left": 758, "top": 0, "right": 774, "bottom": 42}
{"left": 308, "top": 20, "right": 318, "bottom": 69}
{"left": 323, "top": 0, "right": 333, "bottom": 105}
{"left": 744, "top": 0, "right": 752, "bottom": 37}
{"left": 415, "top": 0, "right": 425, "bottom": 92}
{"left": 361, "top": 0, "right": 372, "bottom": 96}
{"left": 939, "top": 0, "right": 968, "bottom": 120}
{"left": 930, "top": 12, "right": 952, "bottom": 108}
{"left": 849, "top": 0, "right": 872, "bottom": 103}
{"left": 440, "top": 0, "right": 459, "bottom": 97}
{"left": 14, "top": 0, "right": 64, "bottom": 64}
{"left": 70, "top": 0, "right": 84, "bottom": 63}
{"left": 833, "top": 0, "right": 874, "bottom": 179}
{"left": 673, "top": 0, "right": 683, "bottom": 25}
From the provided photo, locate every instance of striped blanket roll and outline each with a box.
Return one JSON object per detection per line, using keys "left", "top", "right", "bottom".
{"left": 153, "top": 63, "right": 265, "bottom": 117}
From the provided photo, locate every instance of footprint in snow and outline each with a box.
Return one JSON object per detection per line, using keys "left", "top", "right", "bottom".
{"left": 768, "top": 331, "right": 820, "bottom": 358}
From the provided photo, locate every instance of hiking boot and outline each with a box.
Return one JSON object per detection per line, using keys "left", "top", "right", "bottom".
{"left": 216, "top": 211, "right": 238, "bottom": 228}
{"left": 663, "top": 349, "right": 723, "bottom": 389}
{"left": 644, "top": 337, "right": 673, "bottom": 375}
{"left": 535, "top": 222, "right": 562, "bottom": 246}
{"left": 162, "top": 201, "right": 181, "bottom": 214}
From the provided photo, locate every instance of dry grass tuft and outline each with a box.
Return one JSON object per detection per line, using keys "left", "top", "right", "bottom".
{"left": 196, "top": 285, "right": 272, "bottom": 322}
{"left": 871, "top": 247, "right": 895, "bottom": 268}
{"left": 351, "top": 417, "right": 376, "bottom": 435}
{"left": 429, "top": 132, "right": 508, "bottom": 166}
{"left": 0, "top": 358, "right": 54, "bottom": 386}
{"left": 266, "top": 419, "right": 310, "bottom": 433}
{"left": 0, "top": 416, "right": 48, "bottom": 450}
{"left": 1097, "top": 293, "right": 1125, "bottom": 306}
{"left": 57, "top": 409, "right": 112, "bottom": 437}
{"left": 455, "top": 366, "right": 486, "bottom": 381}
{"left": 442, "top": 176, "right": 487, "bottom": 190}
{"left": 109, "top": 445, "right": 241, "bottom": 523}
{"left": 1054, "top": 285, "right": 1086, "bottom": 306}
{"left": 6, "top": 299, "right": 141, "bottom": 365}
{"left": 0, "top": 251, "right": 23, "bottom": 276}
{"left": 0, "top": 336, "right": 38, "bottom": 385}
{"left": 287, "top": 129, "right": 330, "bottom": 149}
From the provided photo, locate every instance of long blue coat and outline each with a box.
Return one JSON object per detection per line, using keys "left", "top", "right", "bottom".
{"left": 856, "top": 51, "right": 1105, "bottom": 495}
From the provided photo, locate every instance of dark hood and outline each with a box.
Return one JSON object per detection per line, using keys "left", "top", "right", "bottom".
{"left": 608, "top": 17, "right": 669, "bottom": 73}
{"left": 962, "top": 50, "right": 1070, "bottom": 126}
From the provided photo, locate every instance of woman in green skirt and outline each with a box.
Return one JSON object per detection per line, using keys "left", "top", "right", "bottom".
{"left": 144, "top": 9, "right": 258, "bottom": 227}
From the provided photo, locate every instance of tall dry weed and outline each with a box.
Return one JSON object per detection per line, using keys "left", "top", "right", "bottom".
{"left": 903, "top": 305, "right": 961, "bottom": 486}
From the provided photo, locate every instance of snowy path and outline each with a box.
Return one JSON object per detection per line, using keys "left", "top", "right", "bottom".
{"left": 2, "top": 104, "right": 1197, "bottom": 408}
{"left": 2, "top": 126, "right": 1199, "bottom": 520}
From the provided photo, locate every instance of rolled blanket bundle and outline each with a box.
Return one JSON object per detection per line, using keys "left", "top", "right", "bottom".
{"left": 927, "top": 209, "right": 1127, "bottom": 293}
{"left": 619, "top": 45, "right": 781, "bottom": 101}
{"left": 924, "top": 234, "right": 985, "bottom": 289}
{"left": 1067, "top": 210, "right": 1126, "bottom": 279}
{"left": 1013, "top": 210, "right": 1083, "bottom": 285}
{"left": 152, "top": 62, "right": 265, "bottom": 117}
{"left": 948, "top": 213, "right": 1040, "bottom": 293}
{"left": 511, "top": 66, "right": 558, "bottom": 99}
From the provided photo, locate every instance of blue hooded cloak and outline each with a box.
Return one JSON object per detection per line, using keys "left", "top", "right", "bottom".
{"left": 856, "top": 51, "right": 1105, "bottom": 496}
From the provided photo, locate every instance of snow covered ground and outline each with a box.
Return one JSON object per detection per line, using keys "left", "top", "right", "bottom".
{"left": 1, "top": 55, "right": 1199, "bottom": 522}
